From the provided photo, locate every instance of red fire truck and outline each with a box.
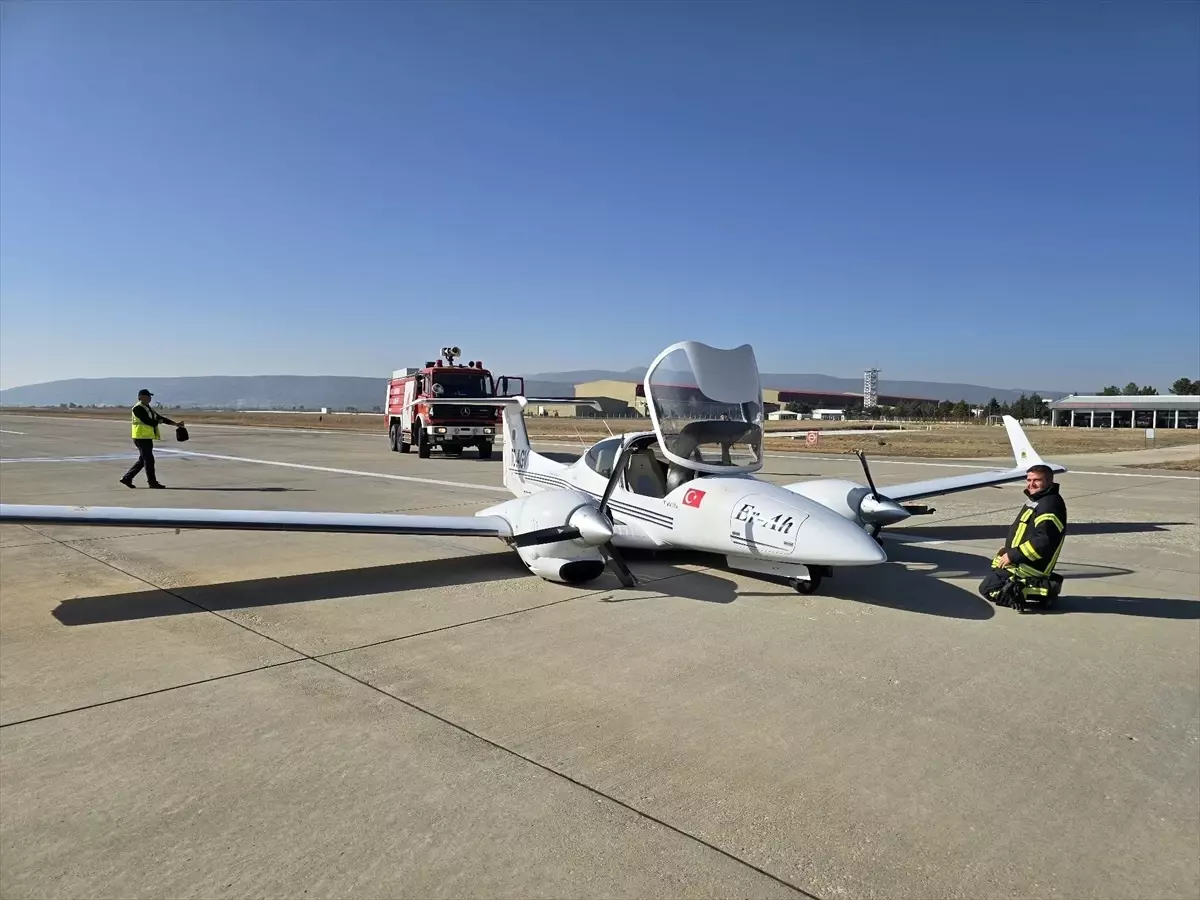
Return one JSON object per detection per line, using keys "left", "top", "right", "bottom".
{"left": 385, "top": 347, "right": 524, "bottom": 459}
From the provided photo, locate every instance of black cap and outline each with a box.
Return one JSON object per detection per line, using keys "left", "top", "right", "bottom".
{"left": 138, "top": 389, "right": 153, "bottom": 397}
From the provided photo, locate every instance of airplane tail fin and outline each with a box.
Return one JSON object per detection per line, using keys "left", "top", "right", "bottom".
{"left": 1002, "top": 414, "right": 1044, "bottom": 468}
{"left": 1001, "top": 414, "right": 1065, "bottom": 474}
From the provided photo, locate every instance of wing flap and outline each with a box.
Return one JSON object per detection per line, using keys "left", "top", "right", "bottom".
{"left": 0, "top": 503, "right": 513, "bottom": 538}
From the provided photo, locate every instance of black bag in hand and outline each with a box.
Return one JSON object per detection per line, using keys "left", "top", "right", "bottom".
{"left": 176, "top": 425, "right": 189, "bottom": 442}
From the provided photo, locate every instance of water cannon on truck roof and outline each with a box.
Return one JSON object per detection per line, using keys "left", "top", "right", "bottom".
{"left": 385, "top": 348, "right": 525, "bottom": 459}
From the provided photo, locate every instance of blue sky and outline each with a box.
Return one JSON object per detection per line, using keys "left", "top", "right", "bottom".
{"left": 1, "top": 1, "right": 1196, "bottom": 393}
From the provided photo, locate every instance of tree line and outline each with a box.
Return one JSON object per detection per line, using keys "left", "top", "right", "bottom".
{"left": 1098, "top": 377, "right": 1198, "bottom": 396}
{"left": 784, "top": 394, "right": 1051, "bottom": 422}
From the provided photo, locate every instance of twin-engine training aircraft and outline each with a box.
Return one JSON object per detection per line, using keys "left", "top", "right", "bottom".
{"left": 0, "top": 340, "right": 1064, "bottom": 594}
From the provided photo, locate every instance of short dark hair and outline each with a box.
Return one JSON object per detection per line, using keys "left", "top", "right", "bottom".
{"left": 1027, "top": 464, "right": 1054, "bottom": 479}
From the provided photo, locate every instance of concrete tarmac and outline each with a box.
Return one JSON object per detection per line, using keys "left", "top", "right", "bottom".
{"left": 2, "top": 414, "right": 1198, "bottom": 900}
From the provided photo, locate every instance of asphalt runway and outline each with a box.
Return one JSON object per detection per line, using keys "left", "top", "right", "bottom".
{"left": 2, "top": 414, "right": 1198, "bottom": 900}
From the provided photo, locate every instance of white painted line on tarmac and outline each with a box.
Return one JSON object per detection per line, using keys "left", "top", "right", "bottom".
{"left": 0, "top": 429, "right": 28, "bottom": 435}
{"left": 1, "top": 453, "right": 138, "bottom": 464}
{"left": 156, "top": 448, "right": 511, "bottom": 494}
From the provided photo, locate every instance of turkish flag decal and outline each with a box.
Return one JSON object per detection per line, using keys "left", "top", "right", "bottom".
{"left": 682, "top": 488, "right": 706, "bottom": 508}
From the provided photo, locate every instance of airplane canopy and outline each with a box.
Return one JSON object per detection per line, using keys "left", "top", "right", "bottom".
{"left": 643, "top": 340, "right": 764, "bottom": 475}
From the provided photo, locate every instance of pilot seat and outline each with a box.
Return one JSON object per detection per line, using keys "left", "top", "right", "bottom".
{"left": 624, "top": 448, "right": 668, "bottom": 498}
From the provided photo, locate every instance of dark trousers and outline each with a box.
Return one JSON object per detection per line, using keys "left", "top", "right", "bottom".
{"left": 978, "top": 568, "right": 1011, "bottom": 601}
{"left": 123, "top": 439, "right": 158, "bottom": 484}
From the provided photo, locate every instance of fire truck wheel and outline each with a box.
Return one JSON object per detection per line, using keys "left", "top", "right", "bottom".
{"left": 388, "top": 422, "right": 400, "bottom": 452}
{"left": 416, "top": 423, "right": 430, "bottom": 458}
{"left": 478, "top": 441, "right": 493, "bottom": 460}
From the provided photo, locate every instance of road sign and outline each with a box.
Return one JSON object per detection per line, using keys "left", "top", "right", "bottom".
{"left": 806, "top": 431, "right": 819, "bottom": 446}
{"left": 1146, "top": 428, "right": 1155, "bottom": 440}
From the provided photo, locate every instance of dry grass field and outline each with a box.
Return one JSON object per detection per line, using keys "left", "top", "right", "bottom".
{"left": 1121, "top": 457, "right": 1200, "bottom": 472}
{"left": 4, "top": 406, "right": 1197, "bottom": 460}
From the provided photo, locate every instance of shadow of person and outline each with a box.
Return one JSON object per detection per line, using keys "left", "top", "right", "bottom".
{"left": 160, "top": 487, "right": 314, "bottom": 492}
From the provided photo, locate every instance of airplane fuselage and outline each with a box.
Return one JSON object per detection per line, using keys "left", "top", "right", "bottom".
{"left": 501, "top": 432, "right": 887, "bottom": 570}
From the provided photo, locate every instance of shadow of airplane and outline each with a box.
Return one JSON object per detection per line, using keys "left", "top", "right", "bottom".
{"left": 891, "top": 522, "right": 1192, "bottom": 543}
{"left": 870, "top": 541, "right": 1198, "bottom": 619}
{"left": 1044, "top": 594, "right": 1200, "bottom": 619}
{"left": 50, "top": 534, "right": 1189, "bottom": 629}
{"left": 53, "top": 551, "right": 532, "bottom": 626}
{"left": 607, "top": 548, "right": 998, "bottom": 619}
{"left": 49, "top": 548, "right": 755, "bottom": 625}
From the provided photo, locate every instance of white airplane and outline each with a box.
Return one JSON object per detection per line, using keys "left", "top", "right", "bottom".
{"left": 0, "top": 340, "right": 1064, "bottom": 595}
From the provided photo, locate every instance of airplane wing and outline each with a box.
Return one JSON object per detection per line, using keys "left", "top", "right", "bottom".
{"left": 0, "top": 504, "right": 513, "bottom": 537}
{"left": 878, "top": 415, "right": 1066, "bottom": 503}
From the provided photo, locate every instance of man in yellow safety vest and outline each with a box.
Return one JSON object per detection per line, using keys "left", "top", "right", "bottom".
{"left": 120, "top": 389, "right": 184, "bottom": 489}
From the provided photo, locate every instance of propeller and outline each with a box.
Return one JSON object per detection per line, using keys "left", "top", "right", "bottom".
{"left": 594, "top": 438, "right": 639, "bottom": 587}
{"left": 853, "top": 448, "right": 910, "bottom": 531}
{"left": 509, "top": 438, "right": 639, "bottom": 587}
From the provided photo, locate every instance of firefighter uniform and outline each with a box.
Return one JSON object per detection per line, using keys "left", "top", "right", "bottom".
{"left": 978, "top": 479, "right": 1067, "bottom": 607}
{"left": 120, "top": 390, "right": 180, "bottom": 488}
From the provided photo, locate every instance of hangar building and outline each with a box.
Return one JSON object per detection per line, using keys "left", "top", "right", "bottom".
{"left": 572, "top": 380, "right": 934, "bottom": 417}
{"left": 1047, "top": 394, "right": 1199, "bottom": 429}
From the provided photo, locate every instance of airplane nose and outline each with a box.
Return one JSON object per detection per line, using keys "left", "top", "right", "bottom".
{"left": 800, "top": 514, "right": 888, "bottom": 566}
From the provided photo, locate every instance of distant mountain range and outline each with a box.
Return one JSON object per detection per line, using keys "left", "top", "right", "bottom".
{"left": 0, "top": 370, "right": 1067, "bottom": 410}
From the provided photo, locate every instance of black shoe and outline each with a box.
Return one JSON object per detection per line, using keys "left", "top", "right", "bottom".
{"left": 148, "top": 483, "right": 166, "bottom": 489}
{"left": 120, "top": 478, "right": 135, "bottom": 489}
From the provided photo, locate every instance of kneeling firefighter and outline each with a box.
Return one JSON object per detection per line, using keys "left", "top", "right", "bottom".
{"left": 978, "top": 464, "right": 1068, "bottom": 609}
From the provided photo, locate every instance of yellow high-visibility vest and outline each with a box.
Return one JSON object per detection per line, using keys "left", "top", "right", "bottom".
{"left": 131, "top": 404, "right": 161, "bottom": 440}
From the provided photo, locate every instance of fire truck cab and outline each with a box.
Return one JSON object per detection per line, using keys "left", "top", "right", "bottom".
{"left": 386, "top": 347, "right": 523, "bottom": 459}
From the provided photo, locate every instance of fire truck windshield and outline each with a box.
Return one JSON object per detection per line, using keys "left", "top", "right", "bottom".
{"left": 430, "top": 371, "right": 493, "bottom": 398}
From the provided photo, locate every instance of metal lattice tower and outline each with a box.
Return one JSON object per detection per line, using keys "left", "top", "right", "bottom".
{"left": 863, "top": 368, "right": 880, "bottom": 409}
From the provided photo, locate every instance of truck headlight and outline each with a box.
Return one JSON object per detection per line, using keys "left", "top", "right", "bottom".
{"left": 484, "top": 427, "right": 494, "bottom": 435}
{"left": 434, "top": 426, "right": 447, "bottom": 434}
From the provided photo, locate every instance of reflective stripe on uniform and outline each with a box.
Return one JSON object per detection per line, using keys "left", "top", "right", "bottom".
{"left": 1034, "top": 512, "right": 1065, "bottom": 532}
{"left": 1012, "top": 508, "right": 1033, "bottom": 547}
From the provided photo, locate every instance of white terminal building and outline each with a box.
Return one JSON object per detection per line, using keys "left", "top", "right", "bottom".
{"left": 1047, "top": 394, "right": 1199, "bottom": 429}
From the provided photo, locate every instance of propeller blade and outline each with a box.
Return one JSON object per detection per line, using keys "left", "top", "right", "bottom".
{"left": 597, "top": 439, "right": 632, "bottom": 520}
{"left": 599, "top": 542, "right": 638, "bottom": 587}
{"left": 512, "top": 525, "right": 582, "bottom": 547}
{"left": 591, "top": 437, "right": 640, "bottom": 587}
{"left": 854, "top": 449, "right": 880, "bottom": 500}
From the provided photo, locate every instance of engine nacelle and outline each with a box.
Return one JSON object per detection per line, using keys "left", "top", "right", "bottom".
{"left": 784, "top": 478, "right": 871, "bottom": 524}
{"left": 518, "top": 552, "right": 607, "bottom": 585}
{"left": 783, "top": 478, "right": 911, "bottom": 529}
{"left": 481, "top": 489, "right": 609, "bottom": 585}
